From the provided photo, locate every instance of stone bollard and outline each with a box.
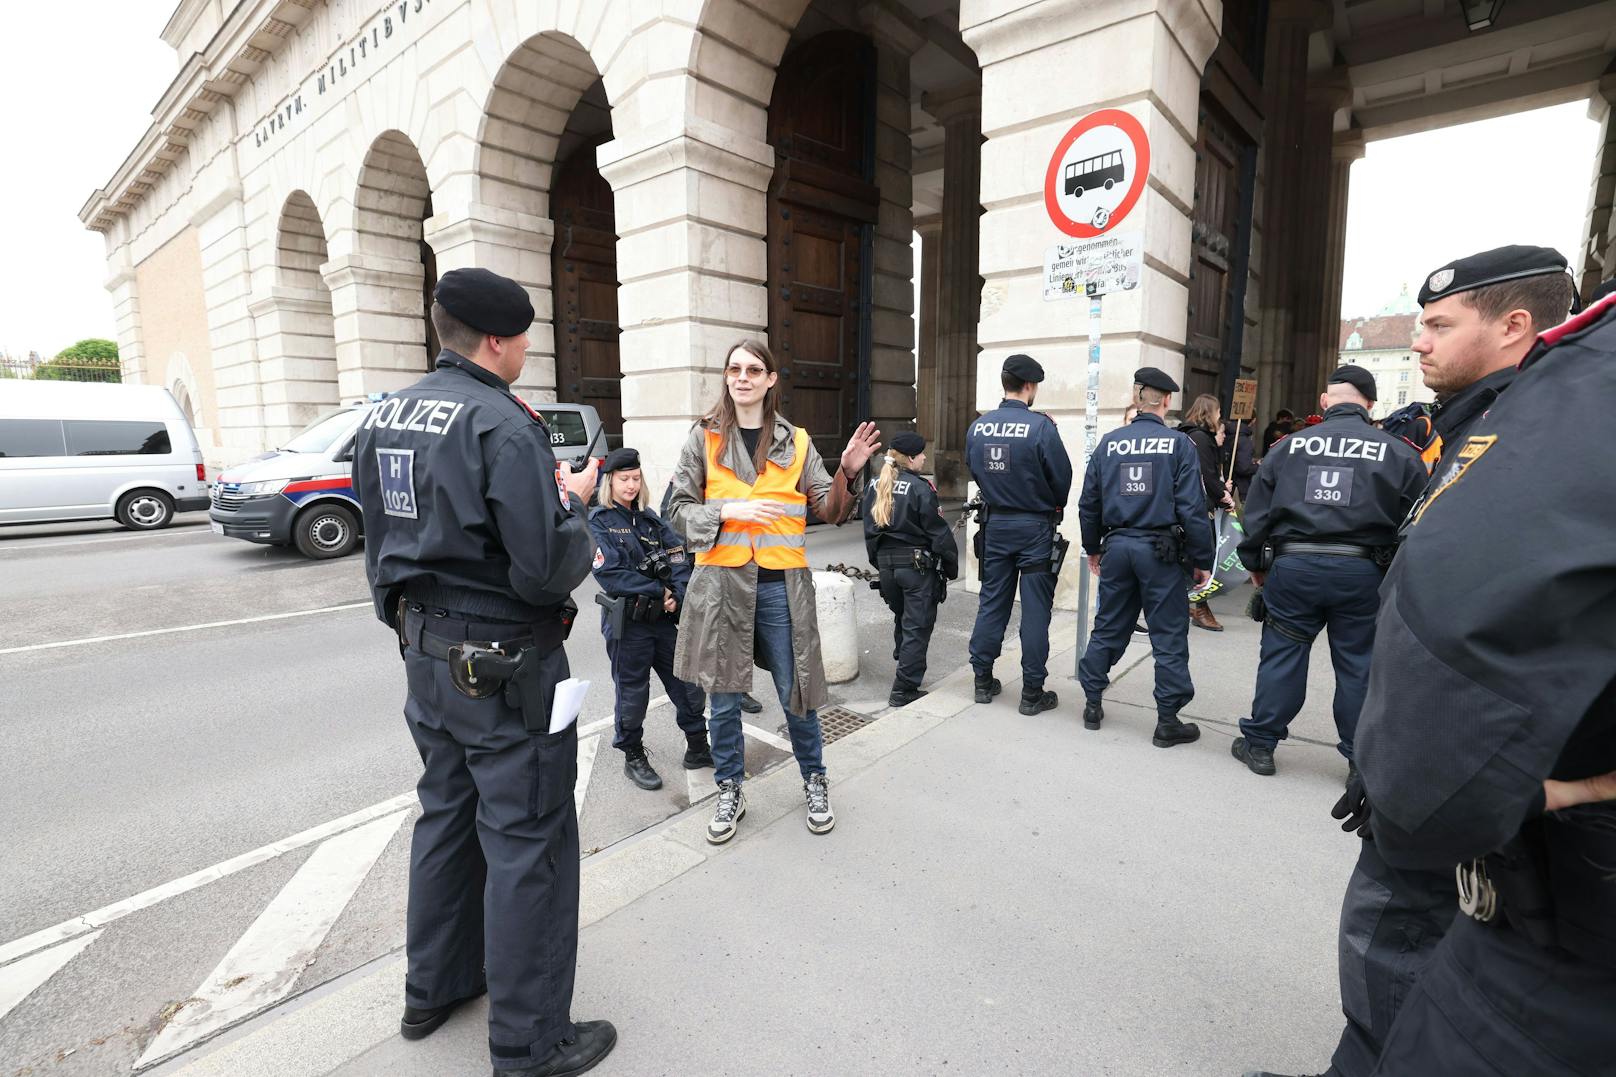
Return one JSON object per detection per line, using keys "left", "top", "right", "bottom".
{"left": 812, "top": 570, "right": 860, "bottom": 683}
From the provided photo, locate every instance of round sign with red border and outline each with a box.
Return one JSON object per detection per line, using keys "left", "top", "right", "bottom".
{"left": 1043, "top": 108, "right": 1150, "bottom": 239}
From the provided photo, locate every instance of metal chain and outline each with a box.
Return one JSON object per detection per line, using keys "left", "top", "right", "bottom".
{"left": 824, "top": 561, "right": 880, "bottom": 582}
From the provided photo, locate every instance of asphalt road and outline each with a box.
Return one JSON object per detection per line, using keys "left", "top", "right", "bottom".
{"left": 0, "top": 507, "right": 990, "bottom": 1076}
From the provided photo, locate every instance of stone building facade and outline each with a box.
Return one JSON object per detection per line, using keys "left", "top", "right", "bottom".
{"left": 85, "top": 0, "right": 1616, "bottom": 606}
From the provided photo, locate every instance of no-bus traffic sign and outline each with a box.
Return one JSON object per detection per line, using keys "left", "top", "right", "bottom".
{"left": 1044, "top": 108, "right": 1151, "bottom": 239}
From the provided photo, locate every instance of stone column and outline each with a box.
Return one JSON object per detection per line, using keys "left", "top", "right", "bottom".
{"left": 914, "top": 216, "right": 942, "bottom": 455}
{"left": 597, "top": 118, "right": 775, "bottom": 497}
{"left": 103, "top": 238, "right": 146, "bottom": 386}
{"left": 1316, "top": 128, "right": 1365, "bottom": 393}
{"left": 1252, "top": 0, "right": 1332, "bottom": 427}
{"left": 860, "top": 0, "right": 927, "bottom": 442}
{"left": 1286, "top": 69, "right": 1352, "bottom": 407}
{"left": 424, "top": 202, "right": 558, "bottom": 400}
{"left": 922, "top": 83, "right": 982, "bottom": 499}
{"left": 961, "top": 0, "right": 1220, "bottom": 607}
{"left": 320, "top": 249, "right": 430, "bottom": 402}
{"left": 1577, "top": 70, "right": 1616, "bottom": 299}
{"left": 192, "top": 178, "right": 270, "bottom": 463}
{"left": 247, "top": 288, "right": 340, "bottom": 445}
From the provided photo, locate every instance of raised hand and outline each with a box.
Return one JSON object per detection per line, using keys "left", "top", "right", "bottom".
{"left": 840, "top": 421, "right": 883, "bottom": 477}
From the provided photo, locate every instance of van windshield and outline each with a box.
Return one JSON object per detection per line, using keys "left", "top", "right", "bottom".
{"left": 282, "top": 408, "right": 367, "bottom": 453}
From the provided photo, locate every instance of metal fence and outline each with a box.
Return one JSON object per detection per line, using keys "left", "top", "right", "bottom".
{"left": 0, "top": 358, "right": 122, "bottom": 383}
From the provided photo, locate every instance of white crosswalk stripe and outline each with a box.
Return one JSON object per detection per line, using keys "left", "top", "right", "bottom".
{"left": 574, "top": 734, "right": 601, "bottom": 818}
{"left": 0, "top": 930, "right": 102, "bottom": 1024}
{"left": 133, "top": 810, "right": 407, "bottom": 1070}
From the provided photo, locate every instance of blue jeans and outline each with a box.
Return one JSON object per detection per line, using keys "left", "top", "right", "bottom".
{"left": 1239, "top": 554, "right": 1382, "bottom": 756}
{"left": 708, "top": 579, "right": 825, "bottom": 784}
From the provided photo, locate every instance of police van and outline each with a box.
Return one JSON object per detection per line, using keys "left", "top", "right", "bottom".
{"left": 210, "top": 398, "right": 604, "bottom": 559}
{"left": 0, "top": 381, "right": 210, "bottom": 530}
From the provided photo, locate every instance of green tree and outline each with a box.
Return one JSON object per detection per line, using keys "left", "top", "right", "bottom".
{"left": 55, "top": 338, "right": 120, "bottom": 362}
{"left": 37, "top": 339, "right": 122, "bottom": 382}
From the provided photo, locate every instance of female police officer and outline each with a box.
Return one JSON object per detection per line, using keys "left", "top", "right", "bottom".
{"left": 862, "top": 432, "right": 958, "bottom": 708}
{"left": 589, "top": 447, "right": 712, "bottom": 792}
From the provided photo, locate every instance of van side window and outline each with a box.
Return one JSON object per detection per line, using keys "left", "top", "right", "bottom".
{"left": 0, "top": 419, "right": 67, "bottom": 458}
{"left": 63, "top": 420, "right": 172, "bottom": 457}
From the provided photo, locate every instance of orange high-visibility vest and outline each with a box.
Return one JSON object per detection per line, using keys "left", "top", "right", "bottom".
{"left": 696, "top": 427, "right": 810, "bottom": 570}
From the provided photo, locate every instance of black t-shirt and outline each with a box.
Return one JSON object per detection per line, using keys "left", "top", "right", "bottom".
{"left": 739, "top": 426, "right": 785, "bottom": 584}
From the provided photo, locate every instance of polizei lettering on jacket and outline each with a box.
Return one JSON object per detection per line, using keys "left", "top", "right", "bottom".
{"left": 1286, "top": 434, "right": 1387, "bottom": 462}
{"left": 363, "top": 396, "right": 467, "bottom": 436}
{"left": 1106, "top": 437, "right": 1177, "bottom": 456}
{"left": 971, "top": 420, "right": 1032, "bottom": 439}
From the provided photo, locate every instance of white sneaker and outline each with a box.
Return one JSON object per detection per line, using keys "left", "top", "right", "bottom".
{"left": 804, "top": 773, "right": 834, "bottom": 834}
{"left": 706, "top": 779, "right": 746, "bottom": 844}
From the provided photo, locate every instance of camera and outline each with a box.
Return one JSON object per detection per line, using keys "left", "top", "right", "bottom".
{"left": 636, "top": 548, "right": 674, "bottom": 586}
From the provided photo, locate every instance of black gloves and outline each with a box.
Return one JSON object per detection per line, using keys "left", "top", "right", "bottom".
{"left": 1246, "top": 588, "right": 1266, "bottom": 622}
{"left": 1332, "top": 770, "right": 1373, "bottom": 839}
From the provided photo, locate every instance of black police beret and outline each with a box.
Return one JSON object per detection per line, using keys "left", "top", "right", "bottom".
{"left": 601, "top": 447, "right": 641, "bottom": 474}
{"left": 1328, "top": 364, "right": 1377, "bottom": 403}
{"left": 1002, "top": 353, "right": 1045, "bottom": 383}
{"left": 433, "top": 268, "right": 535, "bottom": 337}
{"left": 1416, "top": 245, "right": 1570, "bottom": 307}
{"left": 1132, "top": 366, "right": 1179, "bottom": 393}
{"left": 890, "top": 432, "right": 925, "bottom": 457}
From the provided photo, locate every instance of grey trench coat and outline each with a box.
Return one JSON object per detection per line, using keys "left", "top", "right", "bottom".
{"left": 668, "top": 415, "right": 857, "bottom": 716}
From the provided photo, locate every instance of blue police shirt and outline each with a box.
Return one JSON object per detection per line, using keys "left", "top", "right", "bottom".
{"left": 587, "top": 503, "right": 692, "bottom": 603}
{"left": 1077, "top": 412, "right": 1214, "bottom": 568}
{"left": 965, "top": 399, "right": 1073, "bottom": 513}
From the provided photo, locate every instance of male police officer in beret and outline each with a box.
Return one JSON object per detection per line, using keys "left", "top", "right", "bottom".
{"left": 966, "top": 354, "right": 1073, "bottom": 714}
{"left": 588, "top": 446, "right": 711, "bottom": 791}
{"left": 355, "top": 267, "right": 617, "bottom": 1076}
{"left": 1227, "top": 365, "right": 1426, "bottom": 779}
{"left": 1244, "top": 247, "right": 1578, "bottom": 1077}
{"left": 1076, "top": 367, "right": 1212, "bottom": 746}
{"left": 1335, "top": 282, "right": 1616, "bottom": 1077}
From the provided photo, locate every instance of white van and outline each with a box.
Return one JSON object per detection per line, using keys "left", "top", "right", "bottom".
{"left": 0, "top": 381, "right": 210, "bottom": 530}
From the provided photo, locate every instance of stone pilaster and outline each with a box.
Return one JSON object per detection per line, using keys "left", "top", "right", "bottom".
{"left": 247, "top": 287, "right": 340, "bottom": 446}
{"left": 1287, "top": 69, "right": 1352, "bottom": 406}
{"left": 104, "top": 241, "right": 146, "bottom": 387}
{"left": 424, "top": 202, "right": 558, "bottom": 400}
{"left": 193, "top": 180, "right": 266, "bottom": 462}
{"left": 961, "top": 0, "right": 1221, "bottom": 607}
{"left": 320, "top": 249, "right": 430, "bottom": 402}
{"left": 921, "top": 83, "right": 983, "bottom": 499}
{"left": 1577, "top": 70, "right": 1616, "bottom": 299}
{"left": 914, "top": 216, "right": 943, "bottom": 463}
{"left": 1317, "top": 129, "right": 1365, "bottom": 394}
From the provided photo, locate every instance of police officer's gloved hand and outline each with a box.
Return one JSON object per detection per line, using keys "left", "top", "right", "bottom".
{"left": 1331, "top": 772, "right": 1372, "bottom": 839}
{"left": 1246, "top": 588, "right": 1266, "bottom": 622}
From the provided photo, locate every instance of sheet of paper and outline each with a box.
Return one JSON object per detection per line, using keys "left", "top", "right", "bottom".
{"left": 549, "top": 678, "right": 590, "bottom": 735}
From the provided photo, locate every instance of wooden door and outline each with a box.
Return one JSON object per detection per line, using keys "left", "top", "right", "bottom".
{"left": 1185, "top": 101, "right": 1242, "bottom": 405}
{"left": 420, "top": 193, "right": 440, "bottom": 368}
{"left": 767, "top": 32, "right": 878, "bottom": 463}
{"left": 551, "top": 140, "right": 622, "bottom": 446}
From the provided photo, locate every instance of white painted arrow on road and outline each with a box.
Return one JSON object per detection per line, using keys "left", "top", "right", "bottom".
{"left": 0, "top": 930, "right": 103, "bottom": 1024}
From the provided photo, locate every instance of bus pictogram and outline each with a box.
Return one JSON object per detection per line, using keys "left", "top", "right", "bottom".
{"left": 1063, "top": 151, "right": 1124, "bottom": 198}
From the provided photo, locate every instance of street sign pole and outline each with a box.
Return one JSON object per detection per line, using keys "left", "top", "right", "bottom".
{"left": 1076, "top": 292, "right": 1101, "bottom": 671}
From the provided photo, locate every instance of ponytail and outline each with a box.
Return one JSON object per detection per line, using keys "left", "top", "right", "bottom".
{"left": 870, "top": 451, "right": 917, "bottom": 529}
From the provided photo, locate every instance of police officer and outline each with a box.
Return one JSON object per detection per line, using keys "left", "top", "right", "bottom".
{"left": 1245, "top": 248, "right": 1581, "bottom": 1077}
{"left": 862, "top": 431, "right": 959, "bottom": 708}
{"left": 354, "top": 268, "right": 616, "bottom": 1077}
{"left": 1344, "top": 283, "right": 1616, "bottom": 1077}
{"left": 966, "top": 354, "right": 1073, "bottom": 714}
{"left": 1076, "top": 367, "right": 1213, "bottom": 747}
{"left": 1227, "top": 365, "right": 1426, "bottom": 778}
{"left": 589, "top": 446, "right": 712, "bottom": 791}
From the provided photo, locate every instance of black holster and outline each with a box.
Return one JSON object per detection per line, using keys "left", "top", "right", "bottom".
{"left": 1150, "top": 526, "right": 1187, "bottom": 566}
{"left": 1477, "top": 811, "right": 1616, "bottom": 971}
{"left": 972, "top": 506, "right": 989, "bottom": 582}
{"left": 595, "top": 592, "right": 628, "bottom": 639}
{"left": 501, "top": 602, "right": 577, "bottom": 735}
{"left": 1050, "top": 534, "right": 1071, "bottom": 576}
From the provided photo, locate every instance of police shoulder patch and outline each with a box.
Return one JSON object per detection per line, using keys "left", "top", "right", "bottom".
{"left": 592, "top": 547, "right": 606, "bottom": 570}
{"left": 1411, "top": 435, "right": 1496, "bottom": 526}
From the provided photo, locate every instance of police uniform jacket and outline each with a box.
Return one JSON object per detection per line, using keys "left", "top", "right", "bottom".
{"left": 587, "top": 503, "right": 692, "bottom": 604}
{"left": 355, "top": 350, "right": 593, "bottom": 624}
{"left": 1354, "top": 297, "right": 1616, "bottom": 958}
{"left": 860, "top": 468, "right": 959, "bottom": 578}
{"left": 1077, "top": 412, "right": 1215, "bottom": 569}
{"left": 1429, "top": 363, "right": 1518, "bottom": 475}
{"left": 965, "top": 400, "right": 1073, "bottom": 513}
{"left": 1236, "top": 403, "right": 1427, "bottom": 569}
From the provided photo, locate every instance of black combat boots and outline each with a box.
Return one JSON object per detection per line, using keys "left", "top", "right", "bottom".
{"left": 1083, "top": 699, "right": 1104, "bottom": 730}
{"left": 974, "top": 672, "right": 1002, "bottom": 704}
{"left": 682, "top": 731, "right": 714, "bottom": 770}
{"left": 1231, "top": 736, "right": 1277, "bottom": 775}
{"left": 622, "top": 745, "right": 662, "bottom": 790}
{"left": 1019, "top": 688, "right": 1057, "bottom": 716}
{"left": 1152, "top": 714, "right": 1201, "bottom": 748}
{"left": 888, "top": 683, "right": 928, "bottom": 708}
{"left": 502, "top": 1019, "right": 618, "bottom": 1077}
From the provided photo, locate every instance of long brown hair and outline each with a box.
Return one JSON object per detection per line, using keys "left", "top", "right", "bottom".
{"left": 1183, "top": 393, "right": 1221, "bottom": 431}
{"left": 703, "top": 339, "right": 785, "bottom": 474}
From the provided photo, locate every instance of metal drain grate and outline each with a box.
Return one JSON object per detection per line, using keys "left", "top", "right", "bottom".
{"left": 782, "top": 704, "right": 873, "bottom": 746}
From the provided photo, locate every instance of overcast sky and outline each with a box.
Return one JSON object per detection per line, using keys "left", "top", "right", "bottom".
{"left": 0, "top": 3, "right": 1604, "bottom": 357}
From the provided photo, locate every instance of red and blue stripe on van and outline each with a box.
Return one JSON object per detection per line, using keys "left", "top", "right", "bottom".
{"left": 281, "top": 477, "right": 358, "bottom": 506}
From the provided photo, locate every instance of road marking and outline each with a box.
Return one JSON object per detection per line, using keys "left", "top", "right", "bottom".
{"left": 0, "top": 792, "right": 418, "bottom": 969}
{"left": 0, "top": 602, "right": 372, "bottom": 656}
{"left": 742, "top": 722, "right": 794, "bottom": 753}
{"left": 0, "top": 528, "right": 212, "bottom": 553}
{"left": 686, "top": 767, "right": 716, "bottom": 807}
{"left": 134, "top": 812, "right": 407, "bottom": 1070}
{"left": 575, "top": 735, "right": 600, "bottom": 819}
{"left": 0, "top": 931, "right": 103, "bottom": 1024}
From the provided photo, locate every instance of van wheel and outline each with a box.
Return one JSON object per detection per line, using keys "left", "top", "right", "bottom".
{"left": 295, "top": 503, "right": 359, "bottom": 559}
{"left": 117, "top": 490, "right": 174, "bottom": 530}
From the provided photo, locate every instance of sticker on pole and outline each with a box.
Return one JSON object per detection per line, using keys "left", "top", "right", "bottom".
{"left": 1044, "top": 108, "right": 1150, "bottom": 239}
{"left": 1043, "top": 233, "right": 1143, "bottom": 301}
